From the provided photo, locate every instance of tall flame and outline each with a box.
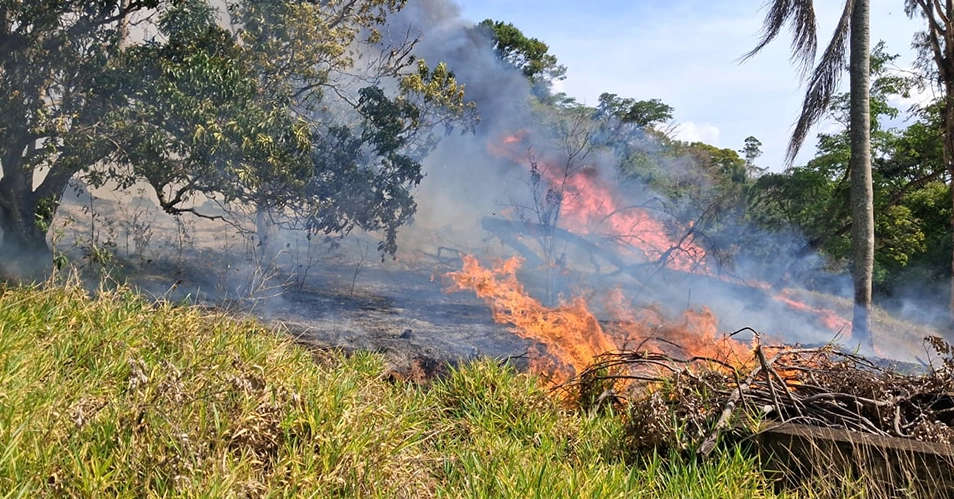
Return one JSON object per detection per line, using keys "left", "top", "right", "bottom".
{"left": 446, "top": 255, "right": 615, "bottom": 381}
{"left": 446, "top": 255, "right": 752, "bottom": 382}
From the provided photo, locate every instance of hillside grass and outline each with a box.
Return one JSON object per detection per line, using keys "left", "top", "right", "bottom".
{"left": 0, "top": 282, "right": 866, "bottom": 498}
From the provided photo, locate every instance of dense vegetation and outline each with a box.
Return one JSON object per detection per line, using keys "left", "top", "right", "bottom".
{"left": 0, "top": 0, "right": 473, "bottom": 274}
{"left": 3, "top": 0, "right": 953, "bottom": 319}
{"left": 477, "top": 20, "right": 954, "bottom": 324}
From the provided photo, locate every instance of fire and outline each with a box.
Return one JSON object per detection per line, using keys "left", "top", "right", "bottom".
{"left": 488, "top": 131, "right": 853, "bottom": 340}
{"left": 446, "top": 255, "right": 752, "bottom": 382}
{"left": 491, "top": 132, "right": 708, "bottom": 273}
{"left": 774, "top": 289, "right": 851, "bottom": 334}
{"left": 445, "top": 255, "right": 615, "bottom": 381}
{"left": 557, "top": 168, "right": 707, "bottom": 273}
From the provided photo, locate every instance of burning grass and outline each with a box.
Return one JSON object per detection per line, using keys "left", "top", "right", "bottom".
{"left": 0, "top": 281, "right": 797, "bottom": 497}
{"left": 445, "top": 254, "right": 753, "bottom": 384}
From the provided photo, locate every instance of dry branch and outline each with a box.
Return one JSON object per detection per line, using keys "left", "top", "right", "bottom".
{"left": 567, "top": 335, "right": 954, "bottom": 456}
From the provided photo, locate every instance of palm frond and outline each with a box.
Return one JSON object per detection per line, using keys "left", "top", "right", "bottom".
{"left": 741, "top": 0, "right": 819, "bottom": 74}
{"left": 786, "top": 0, "right": 853, "bottom": 163}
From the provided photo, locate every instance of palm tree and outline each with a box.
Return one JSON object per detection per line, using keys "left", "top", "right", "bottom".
{"left": 744, "top": 0, "right": 873, "bottom": 347}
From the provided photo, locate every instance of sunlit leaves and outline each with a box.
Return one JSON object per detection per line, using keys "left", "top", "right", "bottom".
{"left": 0, "top": 0, "right": 473, "bottom": 259}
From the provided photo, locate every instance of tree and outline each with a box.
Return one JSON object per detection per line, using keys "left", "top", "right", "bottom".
{"left": 476, "top": 19, "right": 566, "bottom": 97}
{"left": 595, "top": 93, "right": 674, "bottom": 130}
{"left": 0, "top": 0, "right": 472, "bottom": 277}
{"left": 904, "top": 1, "right": 954, "bottom": 334}
{"left": 741, "top": 136, "right": 766, "bottom": 178}
{"left": 744, "top": 0, "right": 874, "bottom": 346}
{"left": 0, "top": 0, "right": 159, "bottom": 270}
{"left": 747, "top": 51, "right": 943, "bottom": 300}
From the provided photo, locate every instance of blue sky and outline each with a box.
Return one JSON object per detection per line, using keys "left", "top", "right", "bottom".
{"left": 450, "top": 0, "right": 926, "bottom": 171}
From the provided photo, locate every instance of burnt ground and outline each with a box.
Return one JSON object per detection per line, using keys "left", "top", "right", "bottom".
{"left": 119, "top": 233, "right": 937, "bottom": 380}
{"left": 113, "top": 227, "right": 536, "bottom": 380}
{"left": 265, "top": 261, "right": 533, "bottom": 378}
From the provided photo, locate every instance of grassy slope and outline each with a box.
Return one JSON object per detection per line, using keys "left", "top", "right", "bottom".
{"left": 0, "top": 284, "right": 792, "bottom": 498}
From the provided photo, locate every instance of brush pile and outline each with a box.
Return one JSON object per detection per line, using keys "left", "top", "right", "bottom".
{"left": 568, "top": 332, "right": 954, "bottom": 456}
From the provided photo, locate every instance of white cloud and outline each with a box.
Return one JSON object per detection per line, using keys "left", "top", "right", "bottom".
{"left": 673, "top": 122, "right": 721, "bottom": 145}
{"left": 887, "top": 76, "right": 939, "bottom": 112}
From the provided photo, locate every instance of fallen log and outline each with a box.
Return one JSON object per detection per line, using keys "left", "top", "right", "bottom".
{"left": 480, "top": 217, "right": 643, "bottom": 276}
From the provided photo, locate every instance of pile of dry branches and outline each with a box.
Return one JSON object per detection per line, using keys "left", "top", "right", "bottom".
{"left": 566, "top": 332, "right": 954, "bottom": 456}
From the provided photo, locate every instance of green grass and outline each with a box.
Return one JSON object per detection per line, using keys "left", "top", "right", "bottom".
{"left": 0, "top": 283, "right": 833, "bottom": 497}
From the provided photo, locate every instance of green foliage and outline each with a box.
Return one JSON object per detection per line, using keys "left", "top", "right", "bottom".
{"left": 477, "top": 18, "right": 567, "bottom": 96}
{"left": 676, "top": 142, "right": 748, "bottom": 186}
{"left": 103, "top": 3, "right": 312, "bottom": 211}
{"left": 596, "top": 93, "right": 675, "bottom": 129}
{"left": 0, "top": 0, "right": 475, "bottom": 262}
{"left": 0, "top": 0, "right": 157, "bottom": 257}
{"left": 741, "top": 136, "right": 766, "bottom": 177}
{"left": 744, "top": 43, "right": 949, "bottom": 291}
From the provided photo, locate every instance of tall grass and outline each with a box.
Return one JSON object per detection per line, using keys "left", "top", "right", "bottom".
{"left": 0, "top": 284, "right": 790, "bottom": 497}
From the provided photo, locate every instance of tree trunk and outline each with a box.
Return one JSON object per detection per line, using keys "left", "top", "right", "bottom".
{"left": 942, "top": 17, "right": 954, "bottom": 340}
{"left": 0, "top": 192, "right": 53, "bottom": 281}
{"left": 945, "top": 92, "right": 954, "bottom": 337}
{"left": 848, "top": 0, "right": 874, "bottom": 348}
{"left": 118, "top": 0, "right": 131, "bottom": 50}
{"left": 0, "top": 147, "right": 57, "bottom": 280}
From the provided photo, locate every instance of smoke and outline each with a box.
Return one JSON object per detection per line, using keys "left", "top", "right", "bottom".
{"left": 382, "top": 0, "right": 941, "bottom": 360}
{"left": 35, "top": 0, "right": 939, "bottom": 365}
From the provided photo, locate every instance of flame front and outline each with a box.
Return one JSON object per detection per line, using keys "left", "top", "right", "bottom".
{"left": 490, "top": 131, "right": 852, "bottom": 339}
{"left": 446, "top": 255, "right": 616, "bottom": 381}
{"left": 446, "top": 255, "right": 753, "bottom": 382}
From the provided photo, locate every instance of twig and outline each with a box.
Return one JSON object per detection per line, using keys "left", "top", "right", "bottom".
{"left": 698, "top": 346, "right": 768, "bottom": 457}
{"left": 755, "top": 346, "right": 784, "bottom": 423}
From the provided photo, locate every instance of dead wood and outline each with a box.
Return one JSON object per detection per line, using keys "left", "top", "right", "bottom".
{"left": 481, "top": 217, "right": 632, "bottom": 272}
{"left": 568, "top": 334, "right": 954, "bottom": 456}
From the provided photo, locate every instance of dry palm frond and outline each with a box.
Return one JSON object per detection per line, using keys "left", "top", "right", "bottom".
{"left": 742, "top": 0, "right": 856, "bottom": 165}
{"left": 742, "top": 0, "right": 820, "bottom": 75}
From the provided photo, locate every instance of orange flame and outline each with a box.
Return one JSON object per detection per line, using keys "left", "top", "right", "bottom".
{"left": 490, "top": 132, "right": 707, "bottom": 272}
{"left": 446, "top": 255, "right": 615, "bottom": 381}
{"left": 773, "top": 289, "right": 851, "bottom": 334}
{"left": 558, "top": 168, "right": 707, "bottom": 272}
{"left": 489, "top": 131, "right": 852, "bottom": 339}
{"left": 446, "top": 255, "right": 752, "bottom": 382}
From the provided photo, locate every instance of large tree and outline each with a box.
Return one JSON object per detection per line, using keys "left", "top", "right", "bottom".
{"left": 904, "top": 1, "right": 954, "bottom": 335}
{"left": 0, "top": 0, "right": 471, "bottom": 277}
{"left": 0, "top": 0, "right": 157, "bottom": 269}
{"left": 475, "top": 19, "right": 566, "bottom": 98}
{"left": 744, "top": 0, "right": 874, "bottom": 346}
